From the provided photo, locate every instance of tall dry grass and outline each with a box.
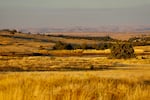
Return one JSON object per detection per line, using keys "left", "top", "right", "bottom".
{"left": 0, "top": 56, "right": 150, "bottom": 71}
{"left": 0, "top": 72, "right": 149, "bottom": 100}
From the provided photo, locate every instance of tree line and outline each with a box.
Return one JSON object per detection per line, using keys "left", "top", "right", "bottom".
{"left": 53, "top": 41, "right": 112, "bottom": 50}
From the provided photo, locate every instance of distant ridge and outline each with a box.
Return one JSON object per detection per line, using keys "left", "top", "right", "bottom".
{"left": 19, "top": 25, "right": 150, "bottom": 33}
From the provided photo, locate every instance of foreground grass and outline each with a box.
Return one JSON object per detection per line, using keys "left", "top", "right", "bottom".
{"left": 0, "top": 71, "right": 150, "bottom": 100}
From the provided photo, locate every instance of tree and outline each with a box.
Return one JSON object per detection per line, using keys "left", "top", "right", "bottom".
{"left": 109, "top": 42, "right": 136, "bottom": 59}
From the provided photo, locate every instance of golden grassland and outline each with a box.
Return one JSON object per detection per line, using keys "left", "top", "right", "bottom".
{"left": 0, "top": 31, "right": 150, "bottom": 56}
{"left": 0, "top": 69, "right": 150, "bottom": 100}
{"left": 0, "top": 55, "right": 150, "bottom": 100}
{"left": 134, "top": 46, "right": 150, "bottom": 53}
{"left": 40, "top": 47, "right": 150, "bottom": 56}
{"left": 0, "top": 31, "right": 102, "bottom": 56}
{"left": 0, "top": 55, "right": 150, "bottom": 71}
{"left": 0, "top": 31, "right": 150, "bottom": 100}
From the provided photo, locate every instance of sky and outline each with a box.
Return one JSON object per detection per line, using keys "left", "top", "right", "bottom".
{"left": 0, "top": 0, "right": 150, "bottom": 29}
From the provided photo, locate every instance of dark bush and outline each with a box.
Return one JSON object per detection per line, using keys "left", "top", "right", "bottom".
{"left": 109, "top": 42, "right": 136, "bottom": 59}
{"left": 53, "top": 41, "right": 73, "bottom": 50}
{"left": 53, "top": 41, "right": 65, "bottom": 50}
{"left": 12, "top": 29, "right": 17, "bottom": 33}
{"left": 91, "top": 43, "right": 112, "bottom": 50}
{"left": 65, "top": 44, "right": 74, "bottom": 50}
{"left": 53, "top": 41, "right": 113, "bottom": 50}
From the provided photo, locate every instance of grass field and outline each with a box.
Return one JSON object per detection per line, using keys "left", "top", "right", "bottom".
{"left": 0, "top": 55, "right": 150, "bottom": 99}
{"left": 0, "top": 69, "right": 150, "bottom": 100}
{"left": 0, "top": 31, "right": 150, "bottom": 100}
{"left": 0, "top": 31, "right": 150, "bottom": 56}
{"left": 0, "top": 55, "right": 150, "bottom": 71}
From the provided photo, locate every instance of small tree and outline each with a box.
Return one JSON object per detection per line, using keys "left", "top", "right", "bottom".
{"left": 109, "top": 42, "right": 136, "bottom": 59}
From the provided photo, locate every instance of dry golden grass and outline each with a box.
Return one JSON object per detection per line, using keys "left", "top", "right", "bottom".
{"left": 46, "top": 36, "right": 99, "bottom": 44}
{"left": 0, "top": 70, "right": 150, "bottom": 100}
{"left": 0, "top": 56, "right": 150, "bottom": 71}
{"left": 40, "top": 47, "right": 150, "bottom": 56}
{"left": 134, "top": 46, "right": 150, "bottom": 53}
{"left": 0, "top": 31, "right": 150, "bottom": 100}
{"left": 0, "top": 33, "right": 54, "bottom": 53}
{"left": 46, "top": 32, "right": 150, "bottom": 40}
{"left": 39, "top": 49, "right": 110, "bottom": 56}
{"left": 0, "top": 31, "right": 150, "bottom": 56}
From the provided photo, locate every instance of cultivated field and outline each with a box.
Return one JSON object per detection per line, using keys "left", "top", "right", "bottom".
{"left": 0, "top": 30, "right": 150, "bottom": 100}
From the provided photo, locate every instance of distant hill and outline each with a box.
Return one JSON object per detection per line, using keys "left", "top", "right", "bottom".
{"left": 19, "top": 25, "right": 150, "bottom": 33}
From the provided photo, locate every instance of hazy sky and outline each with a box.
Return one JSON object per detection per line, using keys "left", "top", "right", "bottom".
{"left": 0, "top": 0, "right": 150, "bottom": 29}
